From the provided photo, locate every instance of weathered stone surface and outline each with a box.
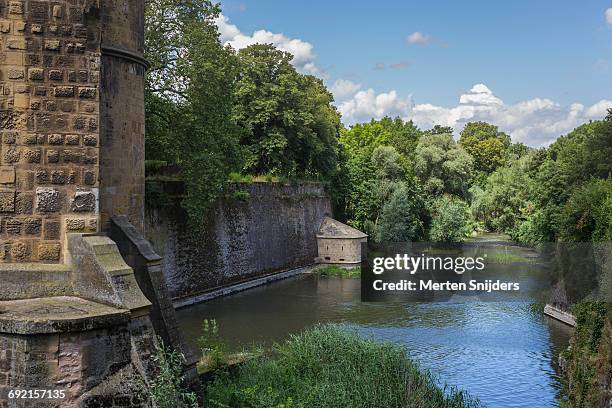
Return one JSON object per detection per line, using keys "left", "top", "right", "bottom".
{"left": 0, "top": 0, "right": 145, "bottom": 271}
{"left": 0, "top": 191, "right": 15, "bottom": 212}
{"left": 147, "top": 183, "right": 332, "bottom": 299}
{"left": 6, "top": 219, "right": 22, "bottom": 235}
{"left": 15, "top": 193, "right": 34, "bottom": 215}
{"left": 71, "top": 191, "right": 96, "bottom": 213}
{"left": 0, "top": 167, "right": 15, "bottom": 184}
{"left": 66, "top": 218, "right": 85, "bottom": 231}
{"left": 38, "top": 242, "right": 61, "bottom": 261}
{"left": 23, "top": 148, "right": 41, "bottom": 163}
{"left": 24, "top": 218, "right": 42, "bottom": 235}
{"left": 83, "top": 134, "right": 98, "bottom": 146}
{"left": 44, "top": 220, "right": 61, "bottom": 239}
{"left": 53, "top": 85, "right": 74, "bottom": 97}
{"left": 3, "top": 147, "right": 20, "bottom": 164}
{"left": 47, "top": 149, "right": 60, "bottom": 163}
{"left": 36, "top": 188, "right": 62, "bottom": 213}
{"left": 10, "top": 241, "right": 28, "bottom": 261}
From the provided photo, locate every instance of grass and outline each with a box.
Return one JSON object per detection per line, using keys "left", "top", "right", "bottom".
{"left": 315, "top": 266, "right": 361, "bottom": 278}
{"left": 198, "top": 351, "right": 260, "bottom": 374}
{"left": 204, "top": 324, "right": 480, "bottom": 408}
{"left": 484, "top": 250, "right": 530, "bottom": 264}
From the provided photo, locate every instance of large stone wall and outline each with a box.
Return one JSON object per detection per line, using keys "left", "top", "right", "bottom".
{"left": 146, "top": 182, "right": 332, "bottom": 300}
{"left": 0, "top": 0, "right": 145, "bottom": 264}
{"left": 0, "top": 0, "right": 102, "bottom": 263}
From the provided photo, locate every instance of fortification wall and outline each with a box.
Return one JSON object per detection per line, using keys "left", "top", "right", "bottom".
{"left": 145, "top": 182, "right": 332, "bottom": 300}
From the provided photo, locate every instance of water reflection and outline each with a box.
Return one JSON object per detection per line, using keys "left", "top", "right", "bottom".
{"left": 177, "top": 245, "right": 574, "bottom": 407}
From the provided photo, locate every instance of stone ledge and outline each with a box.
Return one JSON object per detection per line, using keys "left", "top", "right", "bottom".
{"left": 0, "top": 262, "right": 70, "bottom": 273}
{"left": 0, "top": 263, "right": 73, "bottom": 301}
{"left": 0, "top": 296, "right": 129, "bottom": 334}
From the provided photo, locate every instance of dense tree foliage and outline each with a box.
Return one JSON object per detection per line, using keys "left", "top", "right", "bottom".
{"left": 339, "top": 119, "right": 428, "bottom": 239}
{"left": 474, "top": 118, "right": 612, "bottom": 244}
{"left": 377, "top": 183, "right": 426, "bottom": 242}
{"left": 414, "top": 132, "right": 473, "bottom": 198}
{"left": 145, "top": 1, "right": 341, "bottom": 221}
{"left": 145, "top": 0, "right": 241, "bottom": 221}
{"left": 234, "top": 44, "right": 341, "bottom": 177}
{"left": 429, "top": 195, "right": 473, "bottom": 243}
{"left": 459, "top": 121, "right": 511, "bottom": 177}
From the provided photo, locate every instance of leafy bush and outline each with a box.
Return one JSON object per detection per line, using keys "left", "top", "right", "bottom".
{"left": 564, "top": 302, "right": 611, "bottom": 407}
{"left": 205, "top": 325, "right": 479, "bottom": 408}
{"left": 559, "top": 178, "right": 612, "bottom": 242}
{"left": 232, "top": 190, "right": 251, "bottom": 201}
{"left": 430, "top": 195, "right": 473, "bottom": 243}
{"left": 229, "top": 173, "right": 254, "bottom": 184}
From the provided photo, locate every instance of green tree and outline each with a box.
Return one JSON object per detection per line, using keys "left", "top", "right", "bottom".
{"left": 414, "top": 132, "right": 473, "bottom": 197}
{"left": 459, "top": 121, "right": 511, "bottom": 175}
{"left": 376, "top": 182, "right": 427, "bottom": 242}
{"left": 339, "top": 118, "right": 422, "bottom": 231}
{"left": 145, "top": 0, "right": 242, "bottom": 221}
{"left": 430, "top": 195, "right": 473, "bottom": 243}
{"left": 470, "top": 155, "right": 535, "bottom": 235}
{"left": 233, "top": 44, "right": 341, "bottom": 178}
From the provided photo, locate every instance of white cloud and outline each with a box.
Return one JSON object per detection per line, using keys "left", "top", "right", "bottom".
{"left": 215, "top": 14, "right": 324, "bottom": 76}
{"left": 330, "top": 79, "right": 362, "bottom": 100}
{"left": 406, "top": 32, "right": 432, "bottom": 45}
{"left": 338, "top": 89, "right": 413, "bottom": 124}
{"left": 410, "top": 84, "right": 612, "bottom": 147}
{"left": 338, "top": 83, "right": 612, "bottom": 147}
{"left": 606, "top": 8, "right": 612, "bottom": 24}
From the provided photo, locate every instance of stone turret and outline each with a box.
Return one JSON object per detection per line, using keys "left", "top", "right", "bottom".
{"left": 99, "top": 0, "right": 146, "bottom": 234}
{"left": 0, "top": 0, "right": 146, "bottom": 264}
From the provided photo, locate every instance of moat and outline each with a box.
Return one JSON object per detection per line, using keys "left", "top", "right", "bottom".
{"left": 177, "top": 239, "right": 574, "bottom": 407}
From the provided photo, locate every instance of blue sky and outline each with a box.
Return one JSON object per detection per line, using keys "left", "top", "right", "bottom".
{"left": 216, "top": 1, "right": 612, "bottom": 146}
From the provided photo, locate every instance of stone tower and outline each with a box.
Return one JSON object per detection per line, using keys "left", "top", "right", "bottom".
{"left": 0, "top": 0, "right": 145, "bottom": 264}
{"left": 0, "top": 2, "right": 183, "bottom": 405}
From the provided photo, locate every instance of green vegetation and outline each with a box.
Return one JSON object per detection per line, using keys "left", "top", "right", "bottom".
{"left": 150, "top": 341, "right": 199, "bottom": 408}
{"left": 145, "top": 1, "right": 342, "bottom": 222}
{"left": 429, "top": 195, "right": 473, "bottom": 244}
{"left": 484, "top": 250, "right": 531, "bottom": 265}
{"left": 205, "top": 325, "right": 480, "bottom": 408}
{"left": 197, "top": 319, "right": 227, "bottom": 370}
{"left": 315, "top": 266, "right": 361, "bottom": 278}
{"left": 143, "top": 2, "right": 612, "bottom": 405}
{"left": 459, "top": 121, "right": 511, "bottom": 179}
{"left": 562, "top": 303, "right": 611, "bottom": 408}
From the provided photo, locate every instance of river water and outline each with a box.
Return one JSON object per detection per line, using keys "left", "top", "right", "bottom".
{"left": 177, "top": 238, "right": 573, "bottom": 407}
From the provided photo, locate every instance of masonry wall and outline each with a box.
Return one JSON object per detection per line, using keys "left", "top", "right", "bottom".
{"left": 145, "top": 182, "right": 332, "bottom": 300}
{"left": 0, "top": 0, "right": 101, "bottom": 263}
{"left": 99, "top": 0, "right": 145, "bottom": 234}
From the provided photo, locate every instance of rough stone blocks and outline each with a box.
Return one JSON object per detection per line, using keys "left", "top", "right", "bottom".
{"left": 36, "top": 188, "right": 62, "bottom": 213}
{"left": 0, "top": 191, "right": 15, "bottom": 212}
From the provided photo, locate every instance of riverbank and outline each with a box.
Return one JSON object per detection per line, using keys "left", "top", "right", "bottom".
{"left": 203, "top": 324, "right": 480, "bottom": 408}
